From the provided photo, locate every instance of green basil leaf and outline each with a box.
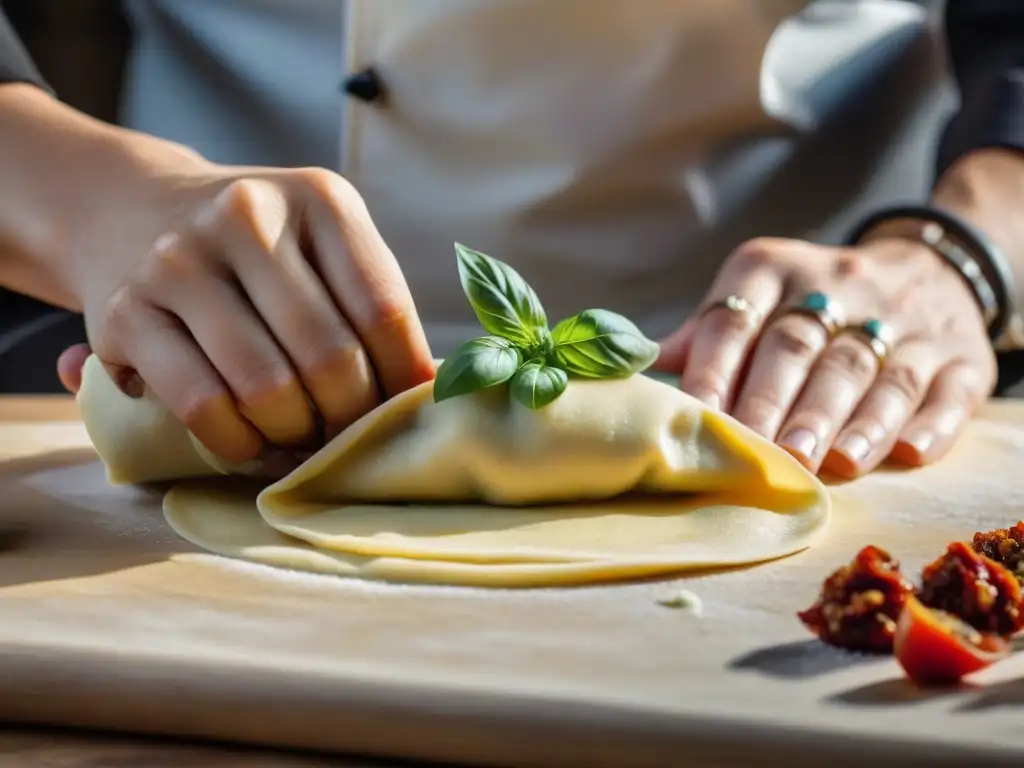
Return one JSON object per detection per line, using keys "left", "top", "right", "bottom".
{"left": 551, "top": 308, "right": 660, "bottom": 378}
{"left": 455, "top": 243, "right": 547, "bottom": 346}
{"left": 510, "top": 361, "right": 568, "bottom": 410}
{"left": 433, "top": 336, "right": 522, "bottom": 403}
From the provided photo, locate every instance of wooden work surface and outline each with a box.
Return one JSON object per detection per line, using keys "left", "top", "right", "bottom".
{"left": 2, "top": 396, "right": 1024, "bottom": 768}
{"left": 0, "top": 399, "right": 395, "bottom": 768}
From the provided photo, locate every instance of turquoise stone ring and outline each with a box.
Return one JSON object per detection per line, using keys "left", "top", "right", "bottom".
{"left": 799, "top": 292, "right": 831, "bottom": 313}
{"left": 848, "top": 318, "right": 895, "bottom": 366}
{"left": 789, "top": 291, "right": 843, "bottom": 336}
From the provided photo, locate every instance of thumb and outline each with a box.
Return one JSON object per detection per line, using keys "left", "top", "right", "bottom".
{"left": 58, "top": 343, "right": 146, "bottom": 398}
{"left": 56, "top": 343, "right": 93, "bottom": 394}
{"left": 653, "top": 319, "right": 696, "bottom": 373}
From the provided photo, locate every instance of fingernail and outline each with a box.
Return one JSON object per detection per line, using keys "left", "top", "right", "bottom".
{"left": 835, "top": 432, "right": 871, "bottom": 463}
{"left": 780, "top": 428, "right": 818, "bottom": 460}
{"left": 902, "top": 430, "right": 934, "bottom": 456}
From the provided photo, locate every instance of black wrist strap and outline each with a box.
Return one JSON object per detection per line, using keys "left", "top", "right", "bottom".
{"left": 844, "top": 204, "right": 1015, "bottom": 342}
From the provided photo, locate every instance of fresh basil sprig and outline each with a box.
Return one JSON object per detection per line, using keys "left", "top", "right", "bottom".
{"left": 433, "top": 336, "right": 521, "bottom": 401}
{"left": 455, "top": 243, "right": 548, "bottom": 348}
{"left": 433, "top": 244, "right": 659, "bottom": 409}
{"left": 510, "top": 360, "right": 568, "bottom": 409}
{"left": 551, "top": 309, "right": 658, "bottom": 378}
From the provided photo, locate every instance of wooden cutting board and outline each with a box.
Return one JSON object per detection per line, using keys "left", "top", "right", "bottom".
{"left": 1, "top": 396, "right": 1024, "bottom": 767}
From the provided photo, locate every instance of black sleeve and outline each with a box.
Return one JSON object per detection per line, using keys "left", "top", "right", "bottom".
{"left": 935, "top": 1, "right": 1024, "bottom": 395}
{"left": 0, "top": 7, "right": 48, "bottom": 90}
{"left": 936, "top": 0, "right": 1024, "bottom": 177}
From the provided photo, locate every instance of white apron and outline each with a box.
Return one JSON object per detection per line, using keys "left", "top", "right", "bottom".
{"left": 123, "top": 0, "right": 952, "bottom": 357}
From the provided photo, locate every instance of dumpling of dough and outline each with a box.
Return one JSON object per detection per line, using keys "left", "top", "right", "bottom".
{"left": 77, "top": 354, "right": 831, "bottom": 586}
{"left": 257, "top": 374, "right": 830, "bottom": 565}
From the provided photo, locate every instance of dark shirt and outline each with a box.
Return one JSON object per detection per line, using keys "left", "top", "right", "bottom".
{"left": 938, "top": 0, "right": 1024, "bottom": 177}
{"left": 0, "top": 8, "right": 45, "bottom": 92}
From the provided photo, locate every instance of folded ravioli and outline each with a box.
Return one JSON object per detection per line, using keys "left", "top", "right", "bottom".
{"left": 78, "top": 355, "right": 831, "bottom": 586}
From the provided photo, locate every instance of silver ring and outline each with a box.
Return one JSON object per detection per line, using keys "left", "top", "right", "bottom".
{"left": 844, "top": 319, "right": 896, "bottom": 367}
{"left": 701, "top": 294, "right": 762, "bottom": 325}
{"left": 786, "top": 291, "right": 843, "bottom": 337}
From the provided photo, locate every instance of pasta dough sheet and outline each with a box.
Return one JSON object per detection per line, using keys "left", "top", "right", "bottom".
{"left": 78, "top": 355, "right": 831, "bottom": 587}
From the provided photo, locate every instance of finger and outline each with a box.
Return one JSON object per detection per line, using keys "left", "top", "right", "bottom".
{"left": 654, "top": 319, "right": 696, "bottom": 373}
{"left": 679, "top": 270, "right": 784, "bottom": 410}
{"left": 820, "top": 341, "right": 940, "bottom": 478}
{"left": 166, "top": 276, "right": 316, "bottom": 448}
{"left": 730, "top": 311, "right": 832, "bottom": 441}
{"left": 776, "top": 331, "right": 887, "bottom": 471}
{"left": 211, "top": 187, "right": 382, "bottom": 435}
{"left": 109, "top": 300, "right": 263, "bottom": 463}
{"left": 298, "top": 172, "right": 436, "bottom": 397}
{"left": 889, "top": 358, "right": 990, "bottom": 467}
{"left": 145, "top": 227, "right": 316, "bottom": 448}
{"left": 56, "top": 343, "right": 94, "bottom": 394}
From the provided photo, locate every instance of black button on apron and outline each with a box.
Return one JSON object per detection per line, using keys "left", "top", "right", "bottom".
{"left": 342, "top": 67, "right": 386, "bottom": 103}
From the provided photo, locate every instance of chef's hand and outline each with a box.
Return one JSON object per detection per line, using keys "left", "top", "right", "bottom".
{"left": 655, "top": 236, "right": 996, "bottom": 478}
{"left": 61, "top": 166, "right": 435, "bottom": 464}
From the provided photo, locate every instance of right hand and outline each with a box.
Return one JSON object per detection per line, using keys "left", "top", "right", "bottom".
{"left": 66, "top": 164, "right": 435, "bottom": 465}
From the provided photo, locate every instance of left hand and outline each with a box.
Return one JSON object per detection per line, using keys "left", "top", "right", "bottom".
{"left": 655, "top": 235, "right": 997, "bottom": 478}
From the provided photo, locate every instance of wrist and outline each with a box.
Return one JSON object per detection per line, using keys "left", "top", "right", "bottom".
{"left": 857, "top": 233, "right": 991, "bottom": 328}
{"left": 855, "top": 216, "right": 1000, "bottom": 333}
{"left": 0, "top": 84, "right": 214, "bottom": 309}
{"left": 932, "top": 149, "right": 1024, "bottom": 349}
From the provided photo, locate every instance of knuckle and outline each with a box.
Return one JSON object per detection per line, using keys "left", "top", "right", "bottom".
{"left": 736, "top": 391, "right": 784, "bottom": 425}
{"left": 767, "top": 317, "right": 824, "bottom": 359}
{"left": 876, "top": 364, "right": 927, "bottom": 405}
{"left": 819, "top": 340, "right": 878, "bottom": 382}
{"left": 832, "top": 251, "right": 864, "bottom": 279}
{"left": 946, "top": 358, "right": 993, "bottom": 402}
{"left": 684, "top": 371, "right": 728, "bottom": 398}
{"left": 176, "top": 385, "right": 229, "bottom": 432}
{"left": 732, "top": 237, "right": 778, "bottom": 268}
{"left": 197, "top": 179, "right": 275, "bottom": 237}
{"left": 295, "top": 166, "right": 343, "bottom": 195}
{"left": 100, "top": 284, "right": 142, "bottom": 336}
{"left": 145, "top": 231, "right": 198, "bottom": 283}
{"left": 703, "top": 304, "right": 756, "bottom": 336}
{"left": 170, "top": 382, "right": 262, "bottom": 463}
{"left": 363, "top": 292, "right": 413, "bottom": 334}
{"left": 785, "top": 407, "right": 833, "bottom": 433}
{"left": 305, "top": 344, "right": 377, "bottom": 421}
{"left": 298, "top": 167, "right": 365, "bottom": 212}
{"left": 230, "top": 357, "right": 297, "bottom": 408}
{"left": 304, "top": 341, "right": 367, "bottom": 380}
{"left": 217, "top": 179, "right": 265, "bottom": 218}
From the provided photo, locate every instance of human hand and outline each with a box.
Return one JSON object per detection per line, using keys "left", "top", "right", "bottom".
{"left": 64, "top": 164, "right": 435, "bottom": 464}
{"left": 656, "top": 236, "right": 996, "bottom": 478}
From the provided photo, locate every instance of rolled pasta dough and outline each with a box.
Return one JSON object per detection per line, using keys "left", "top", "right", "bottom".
{"left": 78, "top": 355, "right": 831, "bottom": 587}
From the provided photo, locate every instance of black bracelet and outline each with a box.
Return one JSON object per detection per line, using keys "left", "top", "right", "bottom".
{"left": 844, "top": 204, "right": 1015, "bottom": 343}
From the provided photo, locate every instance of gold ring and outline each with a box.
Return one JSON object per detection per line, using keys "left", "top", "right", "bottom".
{"left": 844, "top": 319, "right": 895, "bottom": 367}
{"left": 701, "top": 294, "right": 762, "bottom": 325}
{"left": 785, "top": 291, "right": 843, "bottom": 338}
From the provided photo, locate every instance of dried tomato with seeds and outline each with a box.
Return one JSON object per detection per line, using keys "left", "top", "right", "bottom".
{"left": 798, "top": 545, "right": 916, "bottom": 654}
{"left": 973, "top": 521, "right": 1024, "bottom": 583}
{"left": 918, "top": 541, "right": 1023, "bottom": 637}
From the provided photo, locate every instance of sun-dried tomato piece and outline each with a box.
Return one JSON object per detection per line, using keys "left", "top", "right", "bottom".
{"left": 894, "top": 595, "right": 1010, "bottom": 685}
{"left": 798, "top": 545, "right": 916, "bottom": 654}
{"left": 919, "top": 541, "right": 1023, "bottom": 637}
{"left": 973, "top": 521, "right": 1024, "bottom": 583}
